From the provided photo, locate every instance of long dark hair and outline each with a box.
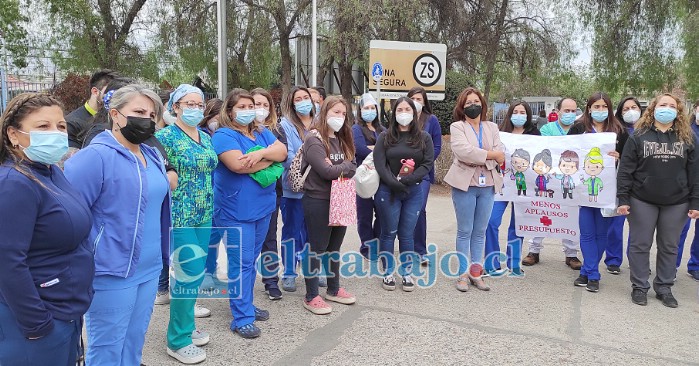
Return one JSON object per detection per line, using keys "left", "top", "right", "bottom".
{"left": 407, "top": 86, "right": 432, "bottom": 130}
{"left": 581, "top": 92, "right": 624, "bottom": 135}
{"left": 384, "top": 97, "right": 425, "bottom": 149}
{"left": 283, "top": 86, "right": 315, "bottom": 138}
{"left": 199, "top": 98, "right": 223, "bottom": 130}
{"left": 614, "top": 96, "right": 642, "bottom": 126}
{"left": 312, "top": 96, "right": 355, "bottom": 161}
{"left": 501, "top": 100, "right": 535, "bottom": 133}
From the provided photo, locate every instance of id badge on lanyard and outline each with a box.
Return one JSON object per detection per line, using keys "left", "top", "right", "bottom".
{"left": 478, "top": 172, "right": 486, "bottom": 187}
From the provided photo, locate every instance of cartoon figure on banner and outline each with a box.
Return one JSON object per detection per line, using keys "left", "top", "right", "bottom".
{"left": 508, "top": 148, "right": 531, "bottom": 196}
{"left": 532, "top": 149, "right": 554, "bottom": 198}
{"left": 580, "top": 147, "right": 604, "bottom": 202}
{"left": 553, "top": 150, "right": 579, "bottom": 199}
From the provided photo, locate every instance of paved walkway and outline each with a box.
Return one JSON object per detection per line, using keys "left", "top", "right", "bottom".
{"left": 142, "top": 193, "right": 699, "bottom": 365}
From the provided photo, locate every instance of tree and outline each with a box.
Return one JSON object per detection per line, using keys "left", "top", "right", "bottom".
{"left": 42, "top": 0, "right": 156, "bottom": 78}
{"left": 0, "top": 0, "right": 29, "bottom": 68}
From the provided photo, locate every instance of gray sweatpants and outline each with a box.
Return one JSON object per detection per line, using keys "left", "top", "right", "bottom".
{"left": 627, "top": 197, "right": 688, "bottom": 294}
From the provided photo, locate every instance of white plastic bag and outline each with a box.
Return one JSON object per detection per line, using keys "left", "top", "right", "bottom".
{"left": 353, "top": 152, "right": 380, "bottom": 199}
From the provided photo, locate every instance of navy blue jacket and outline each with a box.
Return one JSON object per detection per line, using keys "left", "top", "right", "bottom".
{"left": 422, "top": 114, "right": 442, "bottom": 183}
{"left": 64, "top": 131, "right": 172, "bottom": 278}
{"left": 0, "top": 160, "right": 94, "bottom": 338}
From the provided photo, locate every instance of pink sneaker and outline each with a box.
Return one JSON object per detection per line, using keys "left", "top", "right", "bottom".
{"left": 324, "top": 288, "right": 356, "bottom": 305}
{"left": 303, "top": 295, "right": 332, "bottom": 315}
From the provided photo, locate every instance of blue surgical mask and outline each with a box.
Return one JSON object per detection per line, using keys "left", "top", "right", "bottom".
{"left": 361, "top": 109, "right": 377, "bottom": 123}
{"left": 655, "top": 107, "right": 677, "bottom": 124}
{"left": 181, "top": 108, "right": 204, "bottom": 127}
{"left": 295, "top": 100, "right": 313, "bottom": 116}
{"left": 511, "top": 114, "right": 527, "bottom": 127}
{"left": 235, "top": 109, "right": 257, "bottom": 126}
{"left": 17, "top": 130, "right": 68, "bottom": 165}
{"left": 591, "top": 110, "right": 608, "bottom": 122}
{"left": 560, "top": 112, "right": 577, "bottom": 126}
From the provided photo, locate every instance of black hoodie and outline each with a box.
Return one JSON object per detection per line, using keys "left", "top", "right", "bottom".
{"left": 617, "top": 125, "right": 699, "bottom": 209}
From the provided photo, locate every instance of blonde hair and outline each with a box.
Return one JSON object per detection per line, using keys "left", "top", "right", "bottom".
{"left": 635, "top": 93, "right": 694, "bottom": 146}
{"left": 585, "top": 147, "right": 604, "bottom": 166}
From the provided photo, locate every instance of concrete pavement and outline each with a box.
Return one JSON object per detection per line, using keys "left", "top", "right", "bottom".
{"left": 142, "top": 192, "right": 699, "bottom": 365}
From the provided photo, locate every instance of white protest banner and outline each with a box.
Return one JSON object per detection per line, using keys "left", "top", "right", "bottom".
{"left": 496, "top": 132, "right": 618, "bottom": 209}
{"left": 514, "top": 200, "right": 580, "bottom": 242}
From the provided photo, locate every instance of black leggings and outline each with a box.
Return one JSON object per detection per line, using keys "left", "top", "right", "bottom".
{"left": 302, "top": 196, "right": 347, "bottom": 301}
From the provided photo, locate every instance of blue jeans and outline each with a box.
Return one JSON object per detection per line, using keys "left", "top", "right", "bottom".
{"left": 485, "top": 201, "right": 523, "bottom": 271}
{"left": 579, "top": 207, "right": 611, "bottom": 281}
{"left": 677, "top": 218, "right": 699, "bottom": 270}
{"left": 85, "top": 276, "right": 158, "bottom": 366}
{"left": 219, "top": 215, "right": 271, "bottom": 328}
{"left": 374, "top": 183, "right": 424, "bottom": 276}
{"left": 604, "top": 215, "right": 626, "bottom": 267}
{"left": 280, "top": 197, "right": 308, "bottom": 278}
{"left": 0, "top": 302, "right": 81, "bottom": 366}
{"left": 413, "top": 178, "right": 431, "bottom": 256}
{"left": 452, "top": 186, "right": 495, "bottom": 275}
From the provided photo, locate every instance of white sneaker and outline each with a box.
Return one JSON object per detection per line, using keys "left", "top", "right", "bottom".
{"left": 155, "top": 291, "right": 170, "bottom": 305}
{"left": 191, "top": 329, "right": 210, "bottom": 346}
{"left": 167, "top": 344, "right": 206, "bottom": 364}
{"left": 194, "top": 303, "right": 211, "bottom": 318}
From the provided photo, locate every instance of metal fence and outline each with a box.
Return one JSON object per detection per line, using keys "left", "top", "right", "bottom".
{"left": 0, "top": 71, "right": 57, "bottom": 114}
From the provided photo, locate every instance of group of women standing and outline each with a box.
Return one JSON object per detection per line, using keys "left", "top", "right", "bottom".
{"left": 2, "top": 79, "right": 699, "bottom": 366}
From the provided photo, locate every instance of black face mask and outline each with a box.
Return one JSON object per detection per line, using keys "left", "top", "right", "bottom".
{"left": 464, "top": 104, "right": 482, "bottom": 119}
{"left": 117, "top": 111, "right": 155, "bottom": 144}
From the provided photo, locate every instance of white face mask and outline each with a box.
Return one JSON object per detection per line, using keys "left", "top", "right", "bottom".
{"left": 327, "top": 116, "right": 345, "bottom": 132}
{"left": 396, "top": 113, "right": 413, "bottom": 126}
{"left": 163, "top": 112, "right": 177, "bottom": 125}
{"left": 412, "top": 100, "right": 423, "bottom": 114}
{"left": 622, "top": 109, "right": 641, "bottom": 124}
{"left": 208, "top": 120, "right": 219, "bottom": 132}
{"left": 255, "top": 108, "right": 270, "bottom": 123}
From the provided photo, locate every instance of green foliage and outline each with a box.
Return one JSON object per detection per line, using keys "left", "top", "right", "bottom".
{"left": 0, "top": 0, "right": 29, "bottom": 68}
{"left": 431, "top": 71, "right": 474, "bottom": 135}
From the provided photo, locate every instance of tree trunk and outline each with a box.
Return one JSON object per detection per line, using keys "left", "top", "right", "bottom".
{"left": 483, "top": 0, "right": 509, "bottom": 101}
{"left": 279, "top": 32, "right": 293, "bottom": 95}
{"left": 338, "top": 59, "right": 353, "bottom": 101}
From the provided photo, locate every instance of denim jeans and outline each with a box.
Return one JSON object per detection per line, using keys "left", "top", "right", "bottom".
{"left": 413, "top": 178, "right": 431, "bottom": 256}
{"left": 452, "top": 186, "right": 495, "bottom": 275}
{"left": 374, "top": 183, "right": 424, "bottom": 276}
{"left": 280, "top": 197, "right": 308, "bottom": 278}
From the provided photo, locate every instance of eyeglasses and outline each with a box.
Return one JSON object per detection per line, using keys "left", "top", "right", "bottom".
{"left": 178, "top": 101, "right": 205, "bottom": 110}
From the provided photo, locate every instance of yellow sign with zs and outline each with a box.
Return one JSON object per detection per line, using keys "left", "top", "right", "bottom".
{"left": 369, "top": 40, "right": 447, "bottom": 101}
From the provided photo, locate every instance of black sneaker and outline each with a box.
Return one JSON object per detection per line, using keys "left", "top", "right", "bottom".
{"left": 655, "top": 292, "right": 678, "bottom": 308}
{"left": 631, "top": 289, "right": 647, "bottom": 306}
{"left": 265, "top": 286, "right": 283, "bottom": 301}
{"left": 254, "top": 308, "right": 270, "bottom": 321}
{"left": 573, "top": 275, "right": 588, "bottom": 287}
{"left": 402, "top": 275, "right": 415, "bottom": 292}
{"left": 606, "top": 265, "right": 621, "bottom": 275}
{"left": 382, "top": 275, "right": 396, "bottom": 291}
{"left": 688, "top": 270, "right": 699, "bottom": 281}
{"left": 586, "top": 280, "right": 599, "bottom": 292}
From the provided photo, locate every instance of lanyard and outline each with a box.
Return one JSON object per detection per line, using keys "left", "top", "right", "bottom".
{"left": 555, "top": 122, "right": 565, "bottom": 136}
{"left": 469, "top": 122, "right": 483, "bottom": 148}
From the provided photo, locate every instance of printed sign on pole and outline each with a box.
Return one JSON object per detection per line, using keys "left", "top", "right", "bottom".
{"left": 368, "top": 40, "right": 447, "bottom": 101}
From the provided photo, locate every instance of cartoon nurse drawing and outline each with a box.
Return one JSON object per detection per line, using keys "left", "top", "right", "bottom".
{"left": 580, "top": 147, "right": 604, "bottom": 202}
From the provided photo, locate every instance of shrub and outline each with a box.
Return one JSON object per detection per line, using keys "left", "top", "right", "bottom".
{"left": 434, "top": 134, "right": 451, "bottom": 184}
{"left": 52, "top": 73, "right": 90, "bottom": 113}
{"left": 431, "top": 71, "right": 473, "bottom": 135}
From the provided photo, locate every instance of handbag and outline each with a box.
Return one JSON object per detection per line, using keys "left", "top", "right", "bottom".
{"left": 328, "top": 176, "right": 357, "bottom": 226}
{"left": 353, "top": 152, "right": 380, "bottom": 198}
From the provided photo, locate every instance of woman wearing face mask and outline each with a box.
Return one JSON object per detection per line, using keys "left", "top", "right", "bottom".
{"left": 301, "top": 96, "right": 357, "bottom": 314}
{"left": 0, "top": 93, "right": 93, "bottom": 365}
{"left": 199, "top": 98, "right": 223, "bottom": 136}
{"left": 445, "top": 87, "right": 505, "bottom": 292}
{"left": 617, "top": 93, "right": 699, "bottom": 307}
{"left": 374, "top": 97, "right": 434, "bottom": 292}
{"left": 407, "top": 87, "right": 443, "bottom": 266}
{"left": 278, "top": 86, "right": 315, "bottom": 292}
{"left": 676, "top": 99, "right": 699, "bottom": 282}
{"left": 523, "top": 97, "right": 582, "bottom": 270}
{"left": 352, "top": 93, "right": 386, "bottom": 259}
{"left": 251, "top": 87, "right": 284, "bottom": 300}
{"left": 64, "top": 85, "right": 171, "bottom": 366}
{"left": 484, "top": 101, "right": 539, "bottom": 277}
{"left": 567, "top": 92, "right": 628, "bottom": 293}
{"left": 154, "top": 84, "right": 218, "bottom": 364}
{"left": 603, "top": 97, "right": 643, "bottom": 276}
{"left": 212, "top": 89, "right": 287, "bottom": 338}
